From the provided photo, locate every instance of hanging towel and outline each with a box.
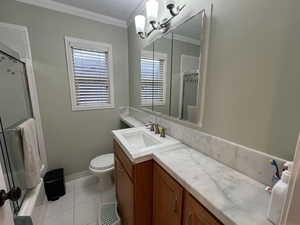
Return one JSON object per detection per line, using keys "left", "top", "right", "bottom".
{"left": 18, "top": 118, "right": 41, "bottom": 189}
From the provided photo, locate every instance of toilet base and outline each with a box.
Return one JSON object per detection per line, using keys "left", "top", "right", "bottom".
{"left": 93, "top": 170, "right": 114, "bottom": 191}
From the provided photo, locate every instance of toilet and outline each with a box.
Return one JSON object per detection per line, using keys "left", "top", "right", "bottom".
{"left": 89, "top": 153, "right": 114, "bottom": 190}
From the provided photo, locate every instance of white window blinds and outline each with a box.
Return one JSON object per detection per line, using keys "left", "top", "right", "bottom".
{"left": 65, "top": 37, "right": 114, "bottom": 110}
{"left": 72, "top": 48, "right": 110, "bottom": 105}
{"left": 140, "top": 57, "right": 165, "bottom": 105}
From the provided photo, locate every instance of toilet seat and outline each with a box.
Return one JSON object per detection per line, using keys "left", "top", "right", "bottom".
{"left": 90, "top": 153, "right": 114, "bottom": 170}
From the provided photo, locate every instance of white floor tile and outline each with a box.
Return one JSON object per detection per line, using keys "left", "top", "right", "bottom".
{"left": 75, "top": 183, "right": 101, "bottom": 205}
{"left": 66, "top": 180, "right": 75, "bottom": 194}
{"left": 74, "top": 176, "right": 98, "bottom": 193}
{"left": 44, "top": 208, "right": 74, "bottom": 225}
{"left": 74, "top": 201, "right": 99, "bottom": 225}
{"left": 44, "top": 175, "right": 116, "bottom": 225}
{"left": 46, "top": 192, "right": 74, "bottom": 218}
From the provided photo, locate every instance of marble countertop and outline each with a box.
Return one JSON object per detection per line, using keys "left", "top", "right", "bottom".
{"left": 152, "top": 144, "right": 273, "bottom": 225}
{"left": 114, "top": 117, "right": 273, "bottom": 225}
{"left": 120, "top": 114, "right": 144, "bottom": 127}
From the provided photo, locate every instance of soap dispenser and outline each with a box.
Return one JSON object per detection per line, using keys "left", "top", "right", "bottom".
{"left": 267, "top": 161, "right": 293, "bottom": 225}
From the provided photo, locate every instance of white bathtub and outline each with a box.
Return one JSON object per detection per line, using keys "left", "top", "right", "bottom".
{"left": 17, "top": 179, "right": 48, "bottom": 225}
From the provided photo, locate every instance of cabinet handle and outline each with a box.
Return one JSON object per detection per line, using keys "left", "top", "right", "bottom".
{"left": 186, "top": 213, "right": 192, "bottom": 225}
{"left": 173, "top": 196, "right": 178, "bottom": 213}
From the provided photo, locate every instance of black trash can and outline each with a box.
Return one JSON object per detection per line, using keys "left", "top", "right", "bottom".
{"left": 44, "top": 168, "right": 66, "bottom": 201}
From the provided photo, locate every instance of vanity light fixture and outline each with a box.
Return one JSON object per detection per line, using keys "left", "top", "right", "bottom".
{"left": 134, "top": 0, "right": 185, "bottom": 39}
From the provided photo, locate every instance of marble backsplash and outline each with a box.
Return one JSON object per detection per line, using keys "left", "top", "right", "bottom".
{"left": 123, "top": 107, "right": 286, "bottom": 187}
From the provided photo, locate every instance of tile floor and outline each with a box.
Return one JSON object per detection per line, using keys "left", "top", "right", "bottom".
{"left": 44, "top": 175, "right": 116, "bottom": 225}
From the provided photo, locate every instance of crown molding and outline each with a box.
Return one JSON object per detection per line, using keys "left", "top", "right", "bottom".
{"left": 16, "top": 0, "right": 127, "bottom": 28}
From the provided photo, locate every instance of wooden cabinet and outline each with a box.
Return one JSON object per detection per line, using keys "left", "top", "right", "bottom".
{"left": 153, "top": 163, "right": 183, "bottom": 225}
{"left": 114, "top": 140, "right": 153, "bottom": 225}
{"left": 114, "top": 141, "right": 223, "bottom": 225}
{"left": 183, "top": 191, "right": 223, "bottom": 225}
{"left": 115, "top": 157, "right": 134, "bottom": 225}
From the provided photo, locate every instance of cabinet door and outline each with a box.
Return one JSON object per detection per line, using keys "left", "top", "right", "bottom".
{"left": 115, "top": 157, "right": 134, "bottom": 225}
{"left": 183, "top": 192, "right": 223, "bottom": 225}
{"left": 153, "top": 163, "right": 183, "bottom": 225}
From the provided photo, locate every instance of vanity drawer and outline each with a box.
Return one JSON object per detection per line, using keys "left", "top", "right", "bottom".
{"left": 114, "top": 140, "right": 134, "bottom": 179}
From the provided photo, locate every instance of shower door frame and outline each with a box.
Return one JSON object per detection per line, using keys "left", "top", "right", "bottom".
{"left": 0, "top": 22, "right": 47, "bottom": 221}
{"left": 0, "top": 22, "right": 47, "bottom": 173}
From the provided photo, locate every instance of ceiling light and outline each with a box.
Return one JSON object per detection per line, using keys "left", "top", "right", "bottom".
{"left": 135, "top": 0, "right": 185, "bottom": 39}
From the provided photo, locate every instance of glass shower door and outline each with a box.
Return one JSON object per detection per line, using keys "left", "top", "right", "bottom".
{"left": 0, "top": 46, "right": 33, "bottom": 214}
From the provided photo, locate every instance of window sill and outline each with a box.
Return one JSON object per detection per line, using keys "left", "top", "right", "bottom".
{"left": 71, "top": 104, "right": 115, "bottom": 111}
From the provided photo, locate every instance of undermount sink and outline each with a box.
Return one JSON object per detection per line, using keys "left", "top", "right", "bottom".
{"left": 112, "top": 127, "right": 180, "bottom": 158}
{"left": 121, "top": 130, "right": 161, "bottom": 149}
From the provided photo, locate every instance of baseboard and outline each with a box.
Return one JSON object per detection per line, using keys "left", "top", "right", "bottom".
{"left": 65, "top": 170, "right": 91, "bottom": 182}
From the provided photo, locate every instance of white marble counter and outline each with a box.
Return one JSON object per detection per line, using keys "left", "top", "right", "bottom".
{"left": 113, "top": 126, "right": 273, "bottom": 225}
{"left": 153, "top": 144, "right": 273, "bottom": 225}
{"left": 120, "top": 114, "right": 144, "bottom": 127}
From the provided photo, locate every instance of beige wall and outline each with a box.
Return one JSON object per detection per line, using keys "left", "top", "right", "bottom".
{"left": 128, "top": 0, "right": 300, "bottom": 160}
{"left": 0, "top": 0, "right": 129, "bottom": 175}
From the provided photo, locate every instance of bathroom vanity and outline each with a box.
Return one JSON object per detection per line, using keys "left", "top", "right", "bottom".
{"left": 113, "top": 126, "right": 274, "bottom": 225}
{"left": 114, "top": 138, "right": 223, "bottom": 225}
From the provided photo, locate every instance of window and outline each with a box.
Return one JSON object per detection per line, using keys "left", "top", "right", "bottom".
{"left": 140, "top": 51, "right": 167, "bottom": 105}
{"left": 65, "top": 37, "right": 114, "bottom": 111}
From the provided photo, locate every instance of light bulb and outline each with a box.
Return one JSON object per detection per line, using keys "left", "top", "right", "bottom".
{"left": 135, "top": 15, "right": 146, "bottom": 34}
{"left": 146, "top": 0, "right": 159, "bottom": 22}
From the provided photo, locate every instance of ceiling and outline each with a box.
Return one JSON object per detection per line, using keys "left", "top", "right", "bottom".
{"left": 52, "top": 0, "right": 143, "bottom": 21}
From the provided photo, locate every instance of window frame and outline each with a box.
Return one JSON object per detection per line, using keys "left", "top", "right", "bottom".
{"left": 65, "top": 36, "right": 115, "bottom": 111}
{"left": 140, "top": 50, "right": 167, "bottom": 106}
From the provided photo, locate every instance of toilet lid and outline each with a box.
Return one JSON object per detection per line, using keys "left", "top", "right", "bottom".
{"left": 90, "top": 153, "right": 114, "bottom": 170}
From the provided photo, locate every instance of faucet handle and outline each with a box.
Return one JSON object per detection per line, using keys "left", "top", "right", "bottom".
{"left": 150, "top": 123, "right": 155, "bottom": 131}
{"left": 154, "top": 124, "right": 160, "bottom": 134}
{"left": 160, "top": 127, "right": 166, "bottom": 138}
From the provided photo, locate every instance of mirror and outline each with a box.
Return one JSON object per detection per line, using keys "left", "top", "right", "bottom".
{"left": 170, "top": 12, "right": 204, "bottom": 123}
{"left": 139, "top": 10, "right": 207, "bottom": 125}
{"left": 131, "top": 3, "right": 299, "bottom": 161}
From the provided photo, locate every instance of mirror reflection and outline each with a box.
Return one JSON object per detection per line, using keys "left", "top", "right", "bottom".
{"left": 152, "top": 34, "right": 172, "bottom": 115}
{"left": 139, "top": 11, "right": 206, "bottom": 124}
{"left": 170, "top": 13, "right": 203, "bottom": 122}
{"left": 139, "top": 42, "right": 154, "bottom": 111}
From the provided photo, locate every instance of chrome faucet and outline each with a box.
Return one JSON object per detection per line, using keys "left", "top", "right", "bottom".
{"left": 154, "top": 124, "right": 160, "bottom": 134}
{"left": 145, "top": 121, "right": 166, "bottom": 137}
{"left": 154, "top": 123, "right": 166, "bottom": 137}
{"left": 160, "top": 127, "right": 166, "bottom": 138}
